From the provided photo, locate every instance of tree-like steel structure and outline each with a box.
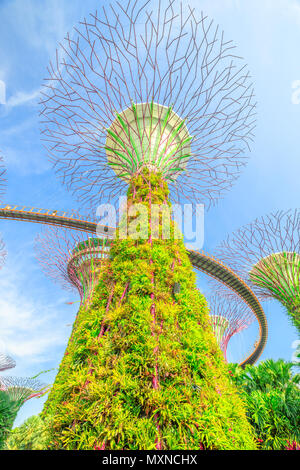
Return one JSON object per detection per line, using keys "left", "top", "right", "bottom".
{"left": 0, "top": 353, "right": 16, "bottom": 372}
{"left": 207, "top": 293, "right": 255, "bottom": 362}
{"left": 38, "top": 0, "right": 258, "bottom": 450}
{"left": 213, "top": 209, "right": 300, "bottom": 331}
{"left": 35, "top": 227, "right": 112, "bottom": 304}
{"left": 0, "top": 376, "right": 46, "bottom": 449}
{"left": 40, "top": 0, "right": 256, "bottom": 210}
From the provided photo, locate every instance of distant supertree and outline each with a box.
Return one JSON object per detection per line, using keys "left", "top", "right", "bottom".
{"left": 207, "top": 294, "right": 256, "bottom": 362}
{"left": 35, "top": 227, "right": 112, "bottom": 303}
{"left": 40, "top": 0, "right": 256, "bottom": 210}
{"left": 214, "top": 209, "right": 300, "bottom": 332}
{"left": 0, "top": 353, "right": 16, "bottom": 372}
{"left": 0, "top": 376, "right": 46, "bottom": 449}
{"left": 0, "top": 376, "right": 46, "bottom": 402}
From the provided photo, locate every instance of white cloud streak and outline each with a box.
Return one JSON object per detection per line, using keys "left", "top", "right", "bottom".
{"left": 0, "top": 254, "right": 71, "bottom": 365}
{"left": 5, "top": 88, "right": 41, "bottom": 109}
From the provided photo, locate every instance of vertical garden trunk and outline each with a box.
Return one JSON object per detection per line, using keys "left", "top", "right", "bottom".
{"left": 0, "top": 392, "right": 22, "bottom": 449}
{"left": 42, "top": 171, "right": 256, "bottom": 450}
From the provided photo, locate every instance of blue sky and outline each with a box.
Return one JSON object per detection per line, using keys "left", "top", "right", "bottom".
{"left": 0, "top": 0, "right": 299, "bottom": 426}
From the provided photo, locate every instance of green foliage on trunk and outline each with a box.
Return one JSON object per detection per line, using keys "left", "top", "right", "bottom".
{"left": 42, "top": 171, "right": 256, "bottom": 450}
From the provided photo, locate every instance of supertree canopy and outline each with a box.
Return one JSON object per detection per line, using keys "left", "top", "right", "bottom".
{"left": 40, "top": 0, "right": 256, "bottom": 209}
{"left": 35, "top": 226, "right": 112, "bottom": 304}
{"left": 214, "top": 209, "right": 300, "bottom": 332}
{"left": 0, "top": 376, "right": 45, "bottom": 449}
{"left": 0, "top": 353, "right": 16, "bottom": 372}
{"left": 39, "top": 0, "right": 258, "bottom": 450}
{"left": 207, "top": 294, "right": 255, "bottom": 362}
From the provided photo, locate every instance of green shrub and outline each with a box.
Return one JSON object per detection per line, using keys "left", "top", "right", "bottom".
{"left": 5, "top": 414, "right": 50, "bottom": 450}
{"left": 229, "top": 359, "right": 300, "bottom": 449}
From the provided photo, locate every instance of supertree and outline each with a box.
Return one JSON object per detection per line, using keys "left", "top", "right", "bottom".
{"left": 207, "top": 293, "right": 256, "bottom": 362}
{"left": 0, "top": 353, "right": 16, "bottom": 372}
{"left": 35, "top": 226, "right": 112, "bottom": 304}
{"left": 0, "top": 238, "right": 6, "bottom": 269}
{"left": 213, "top": 209, "right": 300, "bottom": 332}
{"left": 0, "top": 153, "right": 6, "bottom": 201}
{"left": 0, "top": 376, "right": 46, "bottom": 449}
{"left": 39, "top": 0, "right": 257, "bottom": 450}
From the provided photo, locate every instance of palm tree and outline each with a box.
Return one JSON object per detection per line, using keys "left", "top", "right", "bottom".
{"left": 5, "top": 415, "right": 50, "bottom": 450}
{"left": 229, "top": 360, "right": 300, "bottom": 450}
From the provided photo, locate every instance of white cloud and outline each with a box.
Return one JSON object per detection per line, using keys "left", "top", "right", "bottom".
{"left": 0, "top": 254, "right": 70, "bottom": 365}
